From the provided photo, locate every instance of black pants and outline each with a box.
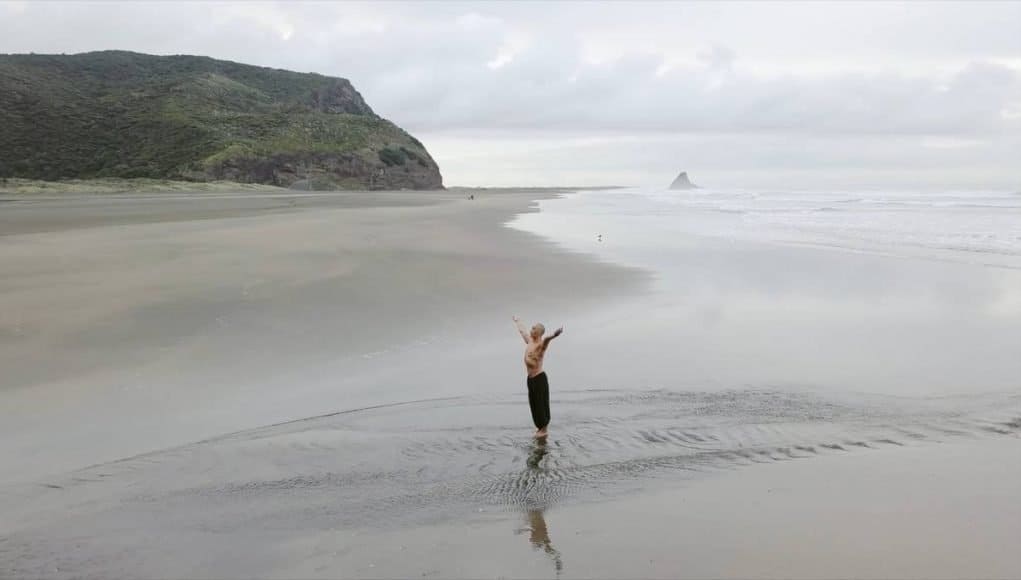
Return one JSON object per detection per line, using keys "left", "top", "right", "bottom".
{"left": 527, "top": 372, "right": 551, "bottom": 429}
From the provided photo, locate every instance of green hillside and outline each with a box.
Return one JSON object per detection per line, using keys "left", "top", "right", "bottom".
{"left": 0, "top": 51, "right": 443, "bottom": 189}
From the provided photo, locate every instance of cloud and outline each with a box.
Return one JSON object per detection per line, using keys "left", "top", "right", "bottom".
{"left": 1, "top": 1, "right": 28, "bottom": 15}
{"left": 1, "top": 1, "right": 1019, "bottom": 187}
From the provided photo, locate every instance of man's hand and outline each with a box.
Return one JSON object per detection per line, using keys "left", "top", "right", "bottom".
{"left": 543, "top": 326, "right": 564, "bottom": 349}
{"left": 513, "top": 316, "right": 529, "bottom": 344}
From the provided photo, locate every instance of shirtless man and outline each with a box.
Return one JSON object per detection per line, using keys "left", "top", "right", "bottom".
{"left": 513, "top": 316, "right": 564, "bottom": 438}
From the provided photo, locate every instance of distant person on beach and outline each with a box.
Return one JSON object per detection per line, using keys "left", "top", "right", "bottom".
{"left": 513, "top": 316, "right": 564, "bottom": 438}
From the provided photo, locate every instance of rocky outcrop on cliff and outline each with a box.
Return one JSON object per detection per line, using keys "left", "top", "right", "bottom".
{"left": 206, "top": 148, "right": 443, "bottom": 191}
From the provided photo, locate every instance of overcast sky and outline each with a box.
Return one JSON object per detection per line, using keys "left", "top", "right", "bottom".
{"left": 2, "top": 1, "right": 1020, "bottom": 189}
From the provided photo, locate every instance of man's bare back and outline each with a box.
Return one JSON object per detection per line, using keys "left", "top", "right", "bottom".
{"left": 513, "top": 316, "right": 563, "bottom": 437}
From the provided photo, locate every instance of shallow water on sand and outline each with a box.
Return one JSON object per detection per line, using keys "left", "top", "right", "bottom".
{"left": 3, "top": 387, "right": 1018, "bottom": 577}
{"left": 511, "top": 189, "right": 1021, "bottom": 396}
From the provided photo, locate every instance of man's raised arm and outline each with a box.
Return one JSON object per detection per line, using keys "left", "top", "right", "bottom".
{"left": 512, "top": 316, "right": 530, "bottom": 344}
{"left": 542, "top": 327, "right": 564, "bottom": 349}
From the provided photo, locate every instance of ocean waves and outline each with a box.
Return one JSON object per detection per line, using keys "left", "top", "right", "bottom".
{"left": 512, "top": 187, "right": 1021, "bottom": 268}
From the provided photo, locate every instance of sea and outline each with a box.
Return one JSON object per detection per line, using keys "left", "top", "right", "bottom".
{"left": 510, "top": 187, "right": 1021, "bottom": 271}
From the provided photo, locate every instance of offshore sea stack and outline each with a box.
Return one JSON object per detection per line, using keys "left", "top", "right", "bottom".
{"left": 669, "top": 171, "right": 699, "bottom": 190}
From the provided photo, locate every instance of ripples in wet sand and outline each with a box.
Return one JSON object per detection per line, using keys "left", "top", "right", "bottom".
{"left": 2, "top": 388, "right": 1019, "bottom": 577}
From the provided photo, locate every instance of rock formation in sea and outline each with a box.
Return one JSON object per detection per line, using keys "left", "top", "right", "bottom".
{"left": 669, "top": 171, "right": 698, "bottom": 190}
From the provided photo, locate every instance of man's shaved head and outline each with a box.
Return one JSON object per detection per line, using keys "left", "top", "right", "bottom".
{"left": 530, "top": 323, "right": 545, "bottom": 339}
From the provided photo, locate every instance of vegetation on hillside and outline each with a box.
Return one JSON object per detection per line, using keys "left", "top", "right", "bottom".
{"left": 0, "top": 51, "right": 442, "bottom": 189}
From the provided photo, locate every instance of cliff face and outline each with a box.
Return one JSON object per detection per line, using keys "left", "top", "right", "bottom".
{"left": 0, "top": 51, "right": 443, "bottom": 190}
{"left": 205, "top": 149, "right": 443, "bottom": 191}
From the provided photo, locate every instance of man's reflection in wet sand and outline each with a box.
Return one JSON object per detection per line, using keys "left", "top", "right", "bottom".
{"left": 528, "top": 508, "right": 564, "bottom": 574}
{"left": 523, "top": 439, "right": 563, "bottom": 575}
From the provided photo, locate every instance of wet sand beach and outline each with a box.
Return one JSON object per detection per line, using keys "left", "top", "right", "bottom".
{"left": 1, "top": 189, "right": 1019, "bottom": 578}
{"left": 324, "top": 436, "right": 1021, "bottom": 580}
{"left": 0, "top": 189, "right": 643, "bottom": 484}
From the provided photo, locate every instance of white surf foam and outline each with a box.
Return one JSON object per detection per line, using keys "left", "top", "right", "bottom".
{"left": 510, "top": 187, "right": 1021, "bottom": 269}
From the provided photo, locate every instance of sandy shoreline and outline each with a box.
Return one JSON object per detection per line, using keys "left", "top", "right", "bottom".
{"left": 0, "top": 189, "right": 645, "bottom": 483}
{"left": 1, "top": 188, "right": 1018, "bottom": 579}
